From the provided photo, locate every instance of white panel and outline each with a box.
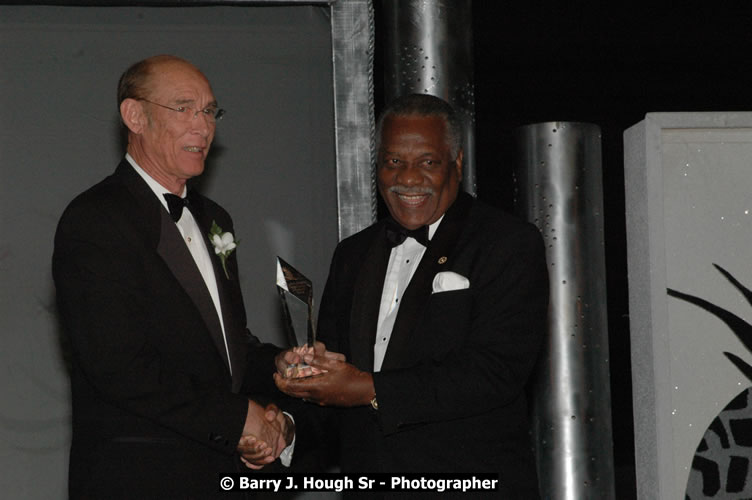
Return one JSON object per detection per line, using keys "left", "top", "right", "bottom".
{"left": 625, "top": 113, "right": 752, "bottom": 499}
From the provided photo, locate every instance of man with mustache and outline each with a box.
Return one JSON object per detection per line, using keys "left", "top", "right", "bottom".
{"left": 53, "top": 55, "right": 294, "bottom": 498}
{"left": 276, "top": 93, "right": 549, "bottom": 498}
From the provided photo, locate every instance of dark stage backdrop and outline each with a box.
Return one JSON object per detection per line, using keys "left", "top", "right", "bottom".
{"left": 468, "top": 5, "right": 752, "bottom": 499}
{"left": 0, "top": 5, "right": 337, "bottom": 498}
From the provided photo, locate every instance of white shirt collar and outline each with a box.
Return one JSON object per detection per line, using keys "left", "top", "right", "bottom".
{"left": 427, "top": 215, "right": 444, "bottom": 241}
{"left": 125, "top": 153, "right": 186, "bottom": 210}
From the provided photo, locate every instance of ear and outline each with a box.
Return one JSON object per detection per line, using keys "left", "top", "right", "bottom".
{"left": 120, "top": 98, "right": 146, "bottom": 134}
{"left": 454, "top": 149, "right": 464, "bottom": 181}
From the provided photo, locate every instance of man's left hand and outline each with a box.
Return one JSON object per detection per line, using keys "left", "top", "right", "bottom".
{"left": 274, "top": 357, "right": 374, "bottom": 407}
{"left": 274, "top": 342, "right": 346, "bottom": 379}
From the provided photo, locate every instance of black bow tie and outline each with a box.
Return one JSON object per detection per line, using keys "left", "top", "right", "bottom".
{"left": 164, "top": 192, "right": 196, "bottom": 222}
{"left": 385, "top": 218, "right": 429, "bottom": 247}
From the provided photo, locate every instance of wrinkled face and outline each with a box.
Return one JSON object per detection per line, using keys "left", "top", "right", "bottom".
{"left": 377, "top": 114, "right": 463, "bottom": 230}
{"left": 138, "top": 61, "right": 217, "bottom": 183}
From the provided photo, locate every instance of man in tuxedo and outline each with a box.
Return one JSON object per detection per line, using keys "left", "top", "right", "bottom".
{"left": 53, "top": 55, "right": 293, "bottom": 498}
{"left": 276, "top": 94, "right": 549, "bottom": 497}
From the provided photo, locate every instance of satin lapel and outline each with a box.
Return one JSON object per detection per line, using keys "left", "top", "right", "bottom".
{"left": 116, "top": 160, "right": 162, "bottom": 245}
{"left": 156, "top": 208, "right": 232, "bottom": 375}
{"left": 349, "top": 225, "right": 391, "bottom": 371}
{"left": 192, "top": 204, "right": 248, "bottom": 393}
{"left": 117, "top": 161, "right": 232, "bottom": 379}
{"left": 380, "top": 193, "right": 474, "bottom": 371}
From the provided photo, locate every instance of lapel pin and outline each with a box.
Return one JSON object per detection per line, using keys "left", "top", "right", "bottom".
{"left": 438, "top": 256, "right": 447, "bottom": 264}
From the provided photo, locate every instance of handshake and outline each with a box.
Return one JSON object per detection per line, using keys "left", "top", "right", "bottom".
{"left": 236, "top": 400, "right": 294, "bottom": 470}
{"left": 236, "top": 342, "right": 348, "bottom": 469}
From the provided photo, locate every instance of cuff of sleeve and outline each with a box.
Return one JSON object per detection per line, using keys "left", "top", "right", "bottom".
{"left": 372, "top": 371, "right": 399, "bottom": 435}
{"left": 279, "top": 411, "right": 296, "bottom": 467}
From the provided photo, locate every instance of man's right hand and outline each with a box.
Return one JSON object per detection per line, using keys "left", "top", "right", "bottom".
{"left": 236, "top": 401, "right": 290, "bottom": 469}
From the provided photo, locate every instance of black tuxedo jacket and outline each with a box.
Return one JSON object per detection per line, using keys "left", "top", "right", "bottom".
{"left": 53, "top": 160, "right": 282, "bottom": 498}
{"left": 317, "top": 193, "right": 549, "bottom": 498}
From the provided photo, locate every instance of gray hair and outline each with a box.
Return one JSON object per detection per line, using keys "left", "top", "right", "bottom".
{"left": 375, "top": 93, "right": 463, "bottom": 159}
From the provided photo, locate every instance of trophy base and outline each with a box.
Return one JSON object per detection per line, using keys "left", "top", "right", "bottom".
{"left": 285, "top": 362, "right": 315, "bottom": 379}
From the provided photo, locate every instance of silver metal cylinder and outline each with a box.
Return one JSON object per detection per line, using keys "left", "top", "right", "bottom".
{"left": 380, "top": 0, "right": 476, "bottom": 195}
{"left": 514, "top": 122, "right": 615, "bottom": 499}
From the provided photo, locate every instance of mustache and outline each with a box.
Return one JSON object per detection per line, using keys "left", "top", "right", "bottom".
{"left": 388, "top": 186, "right": 434, "bottom": 195}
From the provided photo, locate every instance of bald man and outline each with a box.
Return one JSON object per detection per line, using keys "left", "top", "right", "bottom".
{"left": 53, "top": 55, "right": 293, "bottom": 498}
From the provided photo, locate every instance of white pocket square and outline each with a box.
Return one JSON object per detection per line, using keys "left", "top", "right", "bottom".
{"left": 432, "top": 271, "right": 470, "bottom": 293}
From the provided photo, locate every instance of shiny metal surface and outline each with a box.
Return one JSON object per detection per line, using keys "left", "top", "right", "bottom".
{"left": 515, "top": 122, "right": 615, "bottom": 499}
{"left": 380, "top": 0, "right": 476, "bottom": 195}
{"left": 332, "top": 0, "right": 378, "bottom": 239}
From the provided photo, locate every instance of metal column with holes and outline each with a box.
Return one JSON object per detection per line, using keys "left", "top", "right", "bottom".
{"left": 515, "top": 122, "right": 616, "bottom": 499}
{"left": 380, "top": 0, "right": 476, "bottom": 195}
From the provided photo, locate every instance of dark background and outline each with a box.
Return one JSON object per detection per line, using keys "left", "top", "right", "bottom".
{"left": 3, "top": 2, "right": 748, "bottom": 498}
{"left": 372, "top": 4, "right": 752, "bottom": 499}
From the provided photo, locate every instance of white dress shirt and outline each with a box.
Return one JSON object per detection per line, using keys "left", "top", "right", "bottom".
{"left": 374, "top": 216, "right": 443, "bottom": 372}
{"left": 127, "top": 155, "right": 295, "bottom": 465}
{"left": 126, "top": 154, "right": 232, "bottom": 373}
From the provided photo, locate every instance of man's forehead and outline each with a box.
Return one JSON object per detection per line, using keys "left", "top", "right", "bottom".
{"left": 150, "top": 61, "right": 210, "bottom": 90}
{"left": 172, "top": 96, "right": 218, "bottom": 105}
{"left": 385, "top": 112, "right": 445, "bottom": 125}
{"left": 152, "top": 82, "right": 216, "bottom": 107}
{"left": 381, "top": 116, "right": 449, "bottom": 147}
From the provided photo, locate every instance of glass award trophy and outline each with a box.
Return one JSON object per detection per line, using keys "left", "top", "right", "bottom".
{"left": 276, "top": 257, "right": 315, "bottom": 376}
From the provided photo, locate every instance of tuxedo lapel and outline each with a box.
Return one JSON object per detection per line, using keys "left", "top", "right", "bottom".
{"left": 349, "top": 226, "right": 391, "bottom": 371}
{"left": 380, "top": 193, "right": 473, "bottom": 371}
{"left": 156, "top": 208, "right": 232, "bottom": 375}
{"left": 191, "top": 204, "right": 248, "bottom": 393}
{"left": 116, "top": 162, "right": 233, "bottom": 379}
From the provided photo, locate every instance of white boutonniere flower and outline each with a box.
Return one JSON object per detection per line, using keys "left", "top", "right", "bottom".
{"left": 209, "top": 221, "right": 238, "bottom": 279}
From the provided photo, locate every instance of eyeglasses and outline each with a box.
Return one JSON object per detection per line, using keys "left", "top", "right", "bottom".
{"left": 138, "top": 99, "right": 225, "bottom": 123}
